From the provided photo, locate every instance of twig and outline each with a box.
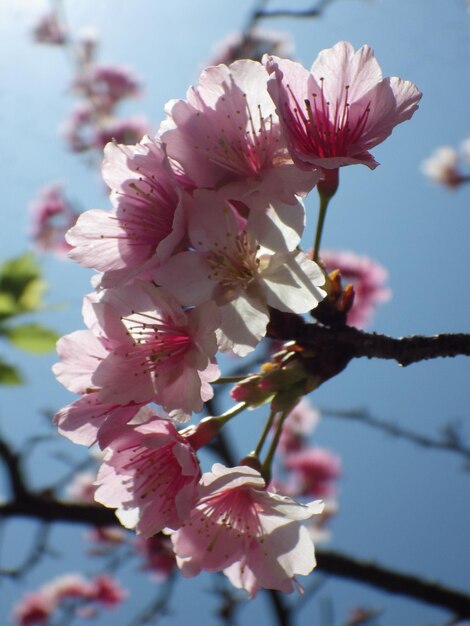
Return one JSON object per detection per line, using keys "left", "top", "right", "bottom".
{"left": 254, "top": 0, "right": 336, "bottom": 20}
{"left": 321, "top": 408, "right": 470, "bottom": 464}
{"left": 0, "top": 523, "right": 52, "bottom": 579}
{"left": 316, "top": 549, "right": 470, "bottom": 618}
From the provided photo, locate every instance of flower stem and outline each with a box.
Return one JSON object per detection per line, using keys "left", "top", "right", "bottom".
{"left": 313, "top": 168, "right": 339, "bottom": 262}
{"left": 312, "top": 193, "right": 330, "bottom": 262}
{"left": 252, "top": 409, "right": 277, "bottom": 460}
{"left": 261, "top": 410, "right": 288, "bottom": 484}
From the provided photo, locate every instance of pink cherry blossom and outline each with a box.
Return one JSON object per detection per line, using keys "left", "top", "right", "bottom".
{"left": 53, "top": 294, "right": 165, "bottom": 446}
{"left": 154, "top": 192, "right": 325, "bottom": 356}
{"left": 421, "top": 145, "right": 469, "bottom": 189}
{"left": 53, "top": 392, "right": 148, "bottom": 447}
{"left": 90, "top": 281, "right": 220, "bottom": 414}
{"left": 160, "top": 59, "right": 320, "bottom": 204}
{"left": 12, "top": 573, "right": 126, "bottom": 626}
{"left": 67, "top": 136, "right": 185, "bottom": 287}
{"left": 278, "top": 398, "right": 320, "bottom": 453}
{"left": 12, "top": 591, "right": 55, "bottom": 626}
{"left": 94, "top": 115, "right": 149, "bottom": 149}
{"left": 88, "top": 575, "right": 127, "bottom": 607}
{"left": 135, "top": 535, "right": 177, "bottom": 580}
{"left": 28, "top": 184, "right": 78, "bottom": 256}
{"left": 95, "top": 419, "right": 201, "bottom": 537}
{"left": 320, "top": 249, "right": 391, "bottom": 328}
{"left": 32, "top": 11, "right": 66, "bottom": 45}
{"left": 65, "top": 471, "right": 97, "bottom": 503}
{"left": 171, "top": 463, "right": 323, "bottom": 597}
{"left": 284, "top": 447, "right": 341, "bottom": 498}
{"left": 265, "top": 41, "right": 421, "bottom": 171}
{"left": 72, "top": 63, "right": 142, "bottom": 114}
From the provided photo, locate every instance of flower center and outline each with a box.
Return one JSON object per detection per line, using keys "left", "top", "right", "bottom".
{"left": 205, "top": 229, "right": 260, "bottom": 293}
{"left": 285, "top": 80, "right": 371, "bottom": 158}
{"left": 121, "top": 310, "right": 192, "bottom": 367}
{"left": 199, "top": 94, "right": 279, "bottom": 180}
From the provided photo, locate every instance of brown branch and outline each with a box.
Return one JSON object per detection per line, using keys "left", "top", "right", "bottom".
{"left": 267, "top": 309, "right": 470, "bottom": 367}
{"left": 1, "top": 494, "right": 469, "bottom": 617}
{"left": 254, "top": 0, "right": 335, "bottom": 20}
{"left": 316, "top": 549, "right": 470, "bottom": 618}
{"left": 321, "top": 408, "right": 470, "bottom": 464}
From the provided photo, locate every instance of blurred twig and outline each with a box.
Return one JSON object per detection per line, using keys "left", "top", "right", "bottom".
{"left": 321, "top": 408, "right": 470, "bottom": 465}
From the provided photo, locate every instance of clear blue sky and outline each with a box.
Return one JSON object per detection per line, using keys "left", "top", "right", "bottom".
{"left": 1, "top": 1, "right": 469, "bottom": 624}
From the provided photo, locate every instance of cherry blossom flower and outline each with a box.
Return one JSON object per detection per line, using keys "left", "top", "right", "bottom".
{"left": 421, "top": 142, "right": 470, "bottom": 189}
{"left": 28, "top": 184, "right": 78, "bottom": 256}
{"left": 95, "top": 418, "right": 201, "bottom": 536}
{"left": 265, "top": 41, "right": 421, "bottom": 172}
{"left": 90, "top": 281, "right": 220, "bottom": 414}
{"left": 53, "top": 295, "right": 164, "bottom": 445}
{"left": 320, "top": 249, "right": 391, "bottom": 328}
{"left": 67, "top": 136, "right": 184, "bottom": 288}
{"left": 284, "top": 447, "right": 341, "bottom": 498}
{"left": 160, "top": 59, "right": 320, "bottom": 205}
{"left": 12, "top": 591, "right": 55, "bottom": 626}
{"left": 93, "top": 116, "right": 149, "bottom": 149}
{"left": 88, "top": 575, "right": 127, "bottom": 607}
{"left": 421, "top": 146, "right": 463, "bottom": 188}
{"left": 135, "top": 535, "right": 177, "bottom": 580}
{"left": 171, "top": 463, "right": 323, "bottom": 597}
{"left": 12, "top": 574, "right": 126, "bottom": 626}
{"left": 154, "top": 193, "right": 325, "bottom": 356}
{"left": 277, "top": 398, "right": 320, "bottom": 453}
{"left": 32, "top": 11, "right": 67, "bottom": 46}
{"left": 65, "top": 471, "right": 97, "bottom": 503}
{"left": 73, "top": 63, "right": 142, "bottom": 113}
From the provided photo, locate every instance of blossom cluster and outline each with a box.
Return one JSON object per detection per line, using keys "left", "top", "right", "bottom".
{"left": 54, "top": 41, "right": 420, "bottom": 596}
{"left": 12, "top": 573, "right": 125, "bottom": 626}
{"left": 32, "top": 10, "right": 148, "bottom": 154}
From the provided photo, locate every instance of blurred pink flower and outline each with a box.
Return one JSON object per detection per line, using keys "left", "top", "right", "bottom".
{"left": 32, "top": 11, "right": 66, "bottom": 45}
{"left": 320, "top": 249, "right": 391, "bottom": 328}
{"left": 171, "top": 463, "right": 323, "bottom": 597}
{"left": 73, "top": 63, "right": 142, "bottom": 113}
{"left": 265, "top": 41, "right": 421, "bottom": 171}
{"left": 12, "top": 591, "right": 55, "bottom": 626}
{"left": 89, "top": 575, "right": 127, "bottom": 607}
{"left": 12, "top": 573, "right": 125, "bottom": 625}
{"left": 65, "top": 470, "right": 96, "bottom": 503}
{"left": 278, "top": 398, "right": 320, "bottom": 453}
{"left": 28, "top": 184, "right": 78, "bottom": 256}
{"left": 421, "top": 142, "right": 470, "bottom": 189}
{"left": 284, "top": 447, "right": 341, "bottom": 498}
{"left": 93, "top": 116, "right": 149, "bottom": 148}
{"left": 136, "top": 535, "right": 177, "bottom": 580}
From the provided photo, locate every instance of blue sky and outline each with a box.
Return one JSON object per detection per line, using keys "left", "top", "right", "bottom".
{"left": 0, "top": 1, "right": 469, "bottom": 624}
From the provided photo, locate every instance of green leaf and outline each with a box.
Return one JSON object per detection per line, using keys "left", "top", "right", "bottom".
{"left": 0, "top": 359, "right": 23, "bottom": 385}
{"left": 4, "top": 323, "right": 59, "bottom": 354}
{"left": 0, "top": 254, "right": 44, "bottom": 313}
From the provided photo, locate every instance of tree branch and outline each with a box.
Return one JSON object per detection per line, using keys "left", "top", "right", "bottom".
{"left": 1, "top": 495, "right": 469, "bottom": 617}
{"left": 267, "top": 309, "right": 470, "bottom": 367}
{"left": 316, "top": 549, "right": 470, "bottom": 618}
{"left": 321, "top": 408, "right": 470, "bottom": 465}
{"left": 254, "top": 0, "right": 336, "bottom": 20}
